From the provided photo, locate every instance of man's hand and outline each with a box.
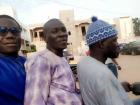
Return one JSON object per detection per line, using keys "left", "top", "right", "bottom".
{"left": 117, "top": 65, "right": 121, "bottom": 70}
{"left": 121, "top": 81, "right": 132, "bottom": 92}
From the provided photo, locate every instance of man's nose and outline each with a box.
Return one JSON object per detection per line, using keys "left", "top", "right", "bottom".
{"left": 59, "top": 31, "right": 68, "bottom": 37}
{"left": 5, "top": 32, "right": 15, "bottom": 38}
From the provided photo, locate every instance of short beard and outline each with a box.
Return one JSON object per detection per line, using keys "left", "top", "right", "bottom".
{"left": 107, "top": 52, "right": 119, "bottom": 58}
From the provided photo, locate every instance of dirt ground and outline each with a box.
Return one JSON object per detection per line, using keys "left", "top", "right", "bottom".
{"left": 116, "top": 55, "right": 140, "bottom": 100}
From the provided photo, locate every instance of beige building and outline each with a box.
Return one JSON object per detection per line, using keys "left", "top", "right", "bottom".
{"left": 59, "top": 10, "right": 137, "bottom": 55}
{"left": 28, "top": 10, "right": 90, "bottom": 55}
{"left": 28, "top": 10, "right": 137, "bottom": 56}
{"left": 0, "top": 7, "right": 137, "bottom": 55}
{"left": 114, "top": 17, "right": 135, "bottom": 43}
{"left": 59, "top": 10, "right": 90, "bottom": 55}
{"left": 27, "top": 24, "right": 45, "bottom": 51}
{"left": 59, "top": 10, "right": 76, "bottom": 55}
{"left": 74, "top": 20, "right": 90, "bottom": 55}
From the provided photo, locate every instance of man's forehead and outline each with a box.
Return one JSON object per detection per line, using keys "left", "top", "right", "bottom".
{"left": 47, "top": 25, "right": 65, "bottom": 31}
{"left": 0, "top": 18, "right": 18, "bottom": 27}
{"left": 44, "top": 19, "right": 63, "bottom": 26}
{"left": 48, "top": 21, "right": 64, "bottom": 27}
{"left": 0, "top": 17, "right": 14, "bottom": 22}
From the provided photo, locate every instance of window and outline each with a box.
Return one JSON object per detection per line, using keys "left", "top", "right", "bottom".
{"left": 26, "top": 41, "right": 29, "bottom": 46}
{"left": 34, "top": 32, "right": 37, "bottom": 38}
{"left": 39, "top": 31, "right": 44, "bottom": 41}
{"left": 81, "top": 26, "right": 86, "bottom": 36}
{"left": 68, "top": 31, "right": 71, "bottom": 35}
{"left": 67, "top": 42, "right": 72, "bottom": 45}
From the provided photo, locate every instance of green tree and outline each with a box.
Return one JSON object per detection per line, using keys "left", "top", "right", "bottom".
{"left": 30, "top": 44, "right": 36, "bottom": 52}
{"left": 132, "top": 18, "right": 140, "bottom": 36}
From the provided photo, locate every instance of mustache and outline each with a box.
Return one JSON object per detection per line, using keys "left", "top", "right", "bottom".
{"left": 4, "top": 39, "right": 19, "bottom": 44}
{"left": 57, "top": 37, "right": 68, "bottom": 41}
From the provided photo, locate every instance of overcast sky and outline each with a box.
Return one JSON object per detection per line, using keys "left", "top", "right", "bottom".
{"left": 0, "top": 0, "right": 138, "bottom": 25}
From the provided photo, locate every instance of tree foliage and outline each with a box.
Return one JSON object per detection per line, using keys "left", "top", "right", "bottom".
{"left": 132, "top": 18, "right": 140, "bottom": 36}
{"left": 30, "top": 44, "right": 36, "bottom": 52}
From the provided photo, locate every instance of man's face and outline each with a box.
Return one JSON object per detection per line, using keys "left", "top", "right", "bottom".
{"left": 103, "top": 36, "right": 120, "bottom": 58}
{"left": 45, "top": 20, "right": 68, "bottom": 50}
{"left": 0, "top": 18, "right": 21, "bottom": 55}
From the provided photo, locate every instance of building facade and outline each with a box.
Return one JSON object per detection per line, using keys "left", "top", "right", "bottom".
{"left": 28, "top": 10, "right": 137, "bottom": 56}
{"left": 28, "top": 24, "right": 46, "bottom": 51}
{"left": 114, "top": 17, "right": 135, "bottom": 43}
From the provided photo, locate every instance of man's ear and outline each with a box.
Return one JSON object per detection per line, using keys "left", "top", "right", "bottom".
{"left": 43, "top": 32, "right": 47, "bottom": 43}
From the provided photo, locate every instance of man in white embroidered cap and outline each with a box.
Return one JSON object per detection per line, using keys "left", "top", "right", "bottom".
{"left": 77, "top": 17, "right": 134, "bottom": 105}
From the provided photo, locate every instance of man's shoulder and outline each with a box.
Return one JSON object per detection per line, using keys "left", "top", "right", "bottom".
{"left": 25, "top": 50, "right": 47, "bottom": 65}
{"left": 17, "top": 56, "right": 26, "bottom": 64}
{"left": 78, "top": 56, "right": 91, "bottom": 63}
{"left": 77, "top": 56, "right": 99, "bottom": 75}
{"left": 28, "top": 50, "right": 48, "bottom": 59}
{"left": 77, "top": 56, "right": 110, "bottom": 76}
{"left": 26, "top": 49, "right": 57, "bottom": 66}
{"left": 78, "top": 56, "right": 99, "bottom": 68}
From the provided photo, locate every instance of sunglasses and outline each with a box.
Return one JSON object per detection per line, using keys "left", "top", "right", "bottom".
{"left": 0, "top": 26, "right": 22, "bottom": 36}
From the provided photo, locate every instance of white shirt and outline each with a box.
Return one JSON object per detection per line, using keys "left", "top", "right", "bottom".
{"left": 77, "top": 56, "right": 133, "bottom": 105}
{"left": 105, "top": 58, "right": 114, "bottom": 64}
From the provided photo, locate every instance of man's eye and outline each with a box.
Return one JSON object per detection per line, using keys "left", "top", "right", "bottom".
{"left": 61, "top": 28, "right": 66, "bottom": 32}
{"left": 10, "top": 27, "right": 21, "bottom": 33}
{"left": 52, "top": 29, "right": 58, "bottom": 33}
{"left": 0, "top": 27, "right": 7, "bottom": 33}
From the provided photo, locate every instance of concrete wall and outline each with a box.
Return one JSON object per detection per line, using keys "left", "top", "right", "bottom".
{"left": 59, "top": 10, "right": 90, "bottom": 55}
{"left": 59, "top": 10, "right": 77, "bottom": 54}
{"left": 27, "top": 10, "right": 136, "bottom": 56}
{"left": 114, "top": 17, "right": 134, "bottom": 43}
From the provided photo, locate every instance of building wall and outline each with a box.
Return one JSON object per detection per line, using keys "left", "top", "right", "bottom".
{"left": 27, "top": 10, "right": 135, "bottom": 56}
{"left": 30, "top": 27, "right": 46, "bottom": 51}
{"left": 114, "top": 17, "right": 134, "bottom": 43}
{"left": 59, "top": 10, "right": 77, "bottom": 54}
{"left": 29, "top": 25, "right": 46, "bottom": 52}
{"left": 59, "top": 10, "right": 90, "bottom": 55}
{"left": 75, "top": 22, "right": 90, "bottom": 55}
